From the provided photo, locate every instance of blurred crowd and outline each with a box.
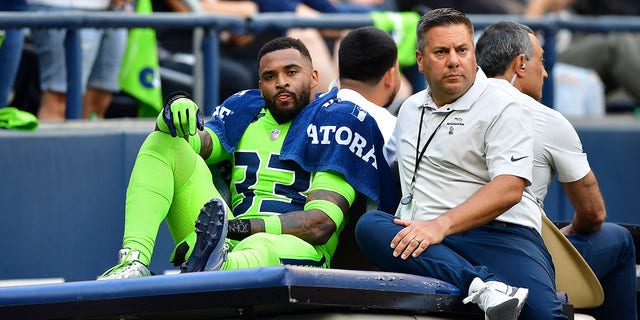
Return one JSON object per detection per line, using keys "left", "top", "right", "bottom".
{"left": 0, "top": 0, "right": 638, "bottom": 121}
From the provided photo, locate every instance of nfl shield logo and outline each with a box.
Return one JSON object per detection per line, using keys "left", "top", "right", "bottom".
{"left": 270, "top": 129, "right": 280, "bottom": 140}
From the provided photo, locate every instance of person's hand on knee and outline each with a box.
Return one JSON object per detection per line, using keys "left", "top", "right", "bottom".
{"left": 156, "top": 91, "right": 204, "bottom": 138}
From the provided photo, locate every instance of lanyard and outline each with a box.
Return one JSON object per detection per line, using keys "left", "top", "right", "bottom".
{"left": 402, "top": 108, "right": 453, "bottom": 205}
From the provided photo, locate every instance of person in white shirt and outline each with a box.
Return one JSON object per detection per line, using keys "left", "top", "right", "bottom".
{"left": 335, "top": 26, "right": 400, "bottom": 141}
{"left": 333, "top": 26, "right": 401, "bottom": 164}
{"left": 355, "top": 8, "right": 566, "bottom": 320}
{"left": 476, "top": 20, "right": 637, "bottom": 320}
{"left": 328, "top": 25, "right": 402, "bottom": 269}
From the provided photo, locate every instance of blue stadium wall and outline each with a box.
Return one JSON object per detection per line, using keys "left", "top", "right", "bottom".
{"left": 0, "top": 118, "right": 639, "bottom": 282}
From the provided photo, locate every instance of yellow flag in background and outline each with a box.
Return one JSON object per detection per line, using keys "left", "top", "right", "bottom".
{"left": 118, "top": 0, "right": 162, "bottom": 117}
{"left": 370, "top": 11, "right": 420, "bottom": 68}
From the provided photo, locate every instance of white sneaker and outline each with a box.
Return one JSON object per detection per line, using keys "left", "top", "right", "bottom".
{"left": 462, "top": 277, "right": 528, "bottom": 320}
{"left": 97, "top": 248, "right": 151, "bottom": 280}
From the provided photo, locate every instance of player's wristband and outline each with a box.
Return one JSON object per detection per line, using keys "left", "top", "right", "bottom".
{"left": 227, "top": 219, "right": 251, "bottom": 240}
{"left": 304, "top": 199, "right": 344, "bottom": 229}
{"left": 262, "top": 215, "right": 282, "bottom": 235}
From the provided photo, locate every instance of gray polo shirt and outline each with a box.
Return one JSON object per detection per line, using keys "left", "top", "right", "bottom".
{"left": 394, "top": 69, "right": 542, "bottom": 232}
{"left": 491, "top": 79, "right": 590, "bottom": 207}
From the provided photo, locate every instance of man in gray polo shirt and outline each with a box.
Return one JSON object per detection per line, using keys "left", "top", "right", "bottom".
{"left": 476, "top": 20, "right": 637, "bottom": 320}
{"left": 356, "top": 8, "right": 566, "bottom": 320}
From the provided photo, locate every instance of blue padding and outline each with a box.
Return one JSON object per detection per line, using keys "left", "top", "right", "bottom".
{"left": 281, "top": 266, "right": 460, "bottom": 295}
{"left": 543, "top": 123, "right": 640, "bottom": 225}
{"left": 0, "top": 126, "right": 176, "bottom": 282}
{"left": 0, "top": 267, "right": 460, "bottom": 307}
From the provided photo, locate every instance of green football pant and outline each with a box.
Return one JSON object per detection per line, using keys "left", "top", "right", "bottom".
{"left": 122, "top": 131, "right": 221, "bottom": 265}
{"left": 121, "top": 132, "right": 329, "bottom": 270}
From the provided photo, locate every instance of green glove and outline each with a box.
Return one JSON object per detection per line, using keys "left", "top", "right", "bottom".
{"left": 156, "top": 91, "right": 204, "bottom": 138}
{"left": 0, "top": 107, "right": 38, "bottom": 131}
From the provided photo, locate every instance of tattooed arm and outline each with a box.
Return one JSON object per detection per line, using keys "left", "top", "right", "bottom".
{"left": 195, "top": 129, "right": 214, "bottom": 160}
{"left": 228, "top": 172, "right": 356, "bottom": 245}
{"left": 279, "top": 189, "right": 350, "bottom": 244}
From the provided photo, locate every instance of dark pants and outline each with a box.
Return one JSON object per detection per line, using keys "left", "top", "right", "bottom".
{"left": 568, "top": 222, "right": 637, "bottom": 319}
{"left": 355, "top": 211, "right": 567, "bottom": 320}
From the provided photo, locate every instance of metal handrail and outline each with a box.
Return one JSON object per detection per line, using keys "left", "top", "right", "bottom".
{"left": 1, "top": 11, "right": 638, "bottom": 118}
{"left": 0, "top": 11, "right": 245, "bottom": 118}
{"left": 0, "top": 11, "right": 245, "bottom": 29}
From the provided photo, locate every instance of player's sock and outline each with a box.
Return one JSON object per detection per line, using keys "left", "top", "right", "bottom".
{"left": 121, "top": 138, "right": 177, "bottom": 265}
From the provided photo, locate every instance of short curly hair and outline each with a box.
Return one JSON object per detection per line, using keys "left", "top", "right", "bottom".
{"left": 257, "top": 37, "right": 312, "bottom": 65}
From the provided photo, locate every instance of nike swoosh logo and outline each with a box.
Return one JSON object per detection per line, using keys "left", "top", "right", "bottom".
{"left": 510, "top": 155, "right": 528, "bottom": 162}
{"left": 495, "top": 286, "right": 519, "bottom": 297}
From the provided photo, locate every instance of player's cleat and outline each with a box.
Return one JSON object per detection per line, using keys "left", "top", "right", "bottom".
{"left": 181, "top": 198, "right": 229, "bottom": 273}
{"left": 462, "top": 277, "right": 528, "bottom": 320}
{"left": 97, "top": 248, "right": 151, "bottom": 280}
